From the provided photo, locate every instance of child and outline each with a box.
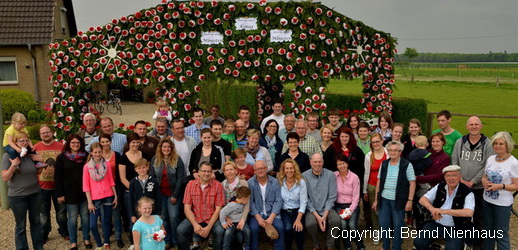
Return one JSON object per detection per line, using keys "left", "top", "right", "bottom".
{"left": 327, "top": 108, "right": 344, "bottom": 139}
{"left": 356, "top": 122, "right": 371, "bottom": 155}
{"left": 221, "top": 118, "right": 238, "bottom": 150}
{"left": 219, "top": 186, "right": 252, "bottom": 250}
{"left": 153, "top": 99, "right": 172, "bottom": 123}
{"left": 374, "top": 111, "right": 393, "bottom": 141}
{"left": 129, "top": 158, "right": 161, "bottom": 224}
{"left": 233, "top": 148, "right": 254, "bottom": 180}
{"left": 132, "top": 197, "right": 166, "bottom": 250}
{"left": 408, "top": 136, "right": 432, "bottom": 196}
{"left": 3, "top": 112, "right": 33, "bottom": 162}
{"left": 83, "top": 142, "right": 117, "bottom": 249}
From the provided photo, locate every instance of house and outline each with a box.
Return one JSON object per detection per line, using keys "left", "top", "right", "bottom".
{"left": 0, "top": 0, "right": 77, "bottom": 104}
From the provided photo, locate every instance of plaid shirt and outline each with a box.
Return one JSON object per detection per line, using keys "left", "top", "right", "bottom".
{"left": 184, "top": 123, "right": 210, "bottom": 144}
{"left": 282, "top": 135, "right": 322, "bottom": 157}
{"left": 183, "top": 178, "right": 225, "bottom": 224}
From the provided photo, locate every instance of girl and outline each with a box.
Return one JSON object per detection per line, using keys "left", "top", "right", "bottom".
{"left": 83, "top": 142, "right": 117, "bottom": 249}
{"left": 3, "top": 112, "right": 32, "bottom": 162}
{"left": 374, "top": 111, "right": 393, "bottom": 141}
{"left": 152, "top": 99, "right": 172, "bottom": 122}
{"left": 132, "top": 197, "right": 166, "bottom": 250}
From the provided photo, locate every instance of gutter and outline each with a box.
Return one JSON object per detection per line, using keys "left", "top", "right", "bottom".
{"left": 27, "top": 44, "right": 41, "bottom": 103}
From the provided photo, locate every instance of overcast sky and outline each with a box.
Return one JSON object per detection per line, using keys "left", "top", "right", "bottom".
{"left": 72, "top": 0, "right": 518, "bottom": 54}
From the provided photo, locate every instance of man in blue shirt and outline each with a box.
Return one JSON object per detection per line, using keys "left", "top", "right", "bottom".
{"left": 185, "top": 108, "right": 210, "bottom": 144}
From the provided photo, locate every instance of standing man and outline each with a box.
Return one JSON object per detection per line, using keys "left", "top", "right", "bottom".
{"left": 171, "top": 119, "right": 197, "bottom": 178}
{"left": 235, "top": 119, "right": 248, "bottom": 149}
{"left": 260, "top": 99, "right": 285, "bottom": 132}
{"left": 33, "top": 125, "right": 68, "bottom": 243}
{"left": 278, "top": 114, "right": 296, "bottom": 142}
{"left": 451, "top": 116, "right": 493, "bottom": 249}
{"left": 327, "top": 108, "right": 345, "bottom": 139}
{"left": 303, "top": 153, "right": 341, "bottom": 249}
{"left": 87, "top": 117, "right": 127, "bottom": 154}
{"left": 177, "top": 162, "right": 225, "bottom": 250}
{"left": 185, "top": 107, "right": 210, "bottom": 144}
{"left": 305, "top": 112, "right": 322, "bottom": 142}
{"left": 131, "top": 120, "right": 159, "bottom": 158}
{"left": 203, "top": 104, "right": 225, "bottom": 126}
{"left": 282, "top": 120, "right": 321, "bottom": 157}
{"left": 248, "top": 160, "right": 284, "bottom": 250}
{"left": 210, "top": 120, "right": 232, "bottom": 162}
{"left": 148, "top": 118, "right": 173, "bottom": 140}
{"left": 77, "top": 113, "right": 101, "bottom": 145}
{"left": 432, "top": 110, "right": 462, "bottom": 157}
{"left": 238, "top": 105, "right": 261, "bottom": 131}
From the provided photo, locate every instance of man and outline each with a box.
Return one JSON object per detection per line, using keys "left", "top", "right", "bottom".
{"left": 87, "top": 117, "right": 127, "bottom": 154}
{"left": 77, "top": 113, "right": 101, "bottom": 145}
{"left": 282, "top": 120, "right": 321, "bottom": 157}
{"left": 33, "top": 125, "right": 68, "bottom": 243}
{"left": 171, "top": 119, "right": 197, "bottom": 178}
{"left": 128, "top": 120, "right": 159, "bottom": 158}
{"left": 177, "top": 162, "right": 225, "bottom": 250}
{"left": 414, "top": 165, "right": 475, "bottom": 250}
{"left": 210, "top": 120, "right": 232, "bottom": 162}
{"left": 235, "top": 119, "right": 248, "bottom": 149}
{"left": 278, "top": 114, "right": 296, "bottom": 142}
{"left": 327, "top": 108, "right": 344, "bottom": 139}
{"left": 203, "top": 104, "right": 225, "bottom": 126}
{"left": 432, "top": 110, "right": 462, "bottom": 157}
{"left": 148, "top": 117, "right": 173, "bottom": 139}
{"left": 238, "top": 105, "right": 261, "bottom": 131}
{"left": 185, "top": 107, "right": 210, "bottom": 144}
{"left": 248, "top": 160, "right": 284, "bottom": 250}
{"left": 260, "top": 100, "right": 285, "bottom": 132}
{"left": 302, "top": 153, "right": 341, "bottom": 249}
{"left": 305, "top": 112, "right": 322, "bottom": 142}
{"left": 451, "top": 116, "right": 493, "bottom": 249}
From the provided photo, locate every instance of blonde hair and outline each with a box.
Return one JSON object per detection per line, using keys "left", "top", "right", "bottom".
{"left": 369, "top": 132, "right": 384, "bottom": 164}
{"left": 134, "top": 158, "right": 149, "bottom": 168}
{"left": 320, "top": 124, "right": 334, "bottom": 136}
{"left": 247, "top": 129, "right": 261, "bottom": 138}
{"left": 137, "top": 197, "right": 155, "bottom": 215}
{"left": 223, "top": 161, "right": 238, "bottom": 171}
{"left": 87, "top": 142, "right": 102, "bottom": 162}
{"left": 154, "top": 138, "right": 179, "bottom": 168}
{"left": 277, "top": 158, "right": 302, "bottom": 185}
{"left": 491, "top": 132, "right": 515, "bottom": 153}
{"left": 13, "top": 132, "right": 29, "bottom": 143}
{"left": 156, "top": 99, "right": 168, "bottom": 110}
{"left": 11, "top": 112, "right": 27, "bottom": 125}
{"left": 415, "top": 135, "right": 429, "bottom": 147}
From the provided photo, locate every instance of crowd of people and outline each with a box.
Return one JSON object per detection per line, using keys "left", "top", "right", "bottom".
{"left": 2, "top": 102, "right": 517, "bottom": 250}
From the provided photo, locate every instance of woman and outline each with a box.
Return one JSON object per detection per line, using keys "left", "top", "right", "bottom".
{"left": 334, "top": 154, "right": 365, "bottom": 249}
{"left": 245, "top": 129, "right": 273, "bottom": 171}
{"left": 277, "top": 158, "right": 307, "bottom": 250}
{"left": 374, "top": 111, "right": 393, "bottom": 141}
{"left": 345, "top": 112, "right": 361, "bottom": 138}
{"left": 362, "top": 132, "right": 387, "bottom": 245}
{"left": 55, "top": 133, "right": 91, "bottom": 249}
{"left": 402, "top": 118, "right": 423, "bottom": 158}
{"left": 259, "top": 119, "right": 284, "bottom": 168}
{"left": 277, "top": 132, "right": 310, "bottom": 173}
{"left": 99, "top": 133, "right": 124, "bottom": 248}
{"left": 482, "top": 132, "right": 518, "bottom": 250}
{"left": 383, "top": 123, "right": 404, "bottom": 146}
{"left": 2, "top": 132, "right": 43, "bottom": 250}
{"left": 372, "top": 141, "right": 416, "bottom": 250}
{"left": 188, "top": 128, "right": 225, "bottom": 181}
{"left": 150, "top": 138, "right": 185, "bottom": 249}
{"left": 320, "top": 124, "right": 334, "bottom": 152}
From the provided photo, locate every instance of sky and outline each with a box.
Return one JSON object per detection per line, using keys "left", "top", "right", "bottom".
{"left": 72, "top": 0, "right": 518, "bottom": 54}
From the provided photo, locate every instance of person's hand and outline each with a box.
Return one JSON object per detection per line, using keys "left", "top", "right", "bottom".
{"left": 293, "top": 219, "right": 303, "bottom": 232}
{"left": 88, "top": 202, "right": 96, "bottom": 213}
{"left": 318, "top": 217, "right": 326, "bottom": 232}
{"left": 265, "top": 216, "right": 275, "bottom": 225}
{"left": 222, "top": 223, "right": 229, "bottom": 229}
{"left": 193, "top": 223, "right": 203, "bottom": 235}
{"left": 429, "top": 207, "right": 442, "bottom": 220}
{"left": 236, "top": 219, "right": 245, "bottom": 230}
{"left": 481, "top": 177, "right": 490, "bottom": 188}
{"left": 193, "top": 172, "right": 200, "bottom": 179}
{"left": 363, "top": 193, "right": 369, "bottom": 202}
{"left": 371, "top": 200, "right": 378, "bottom": 212}
{"left": 57, "top": 196, "right": 65, "bottom": 204}
{"left": 112, "top": 197, "right": 118, "bottom": 208}
{"left": 405, "top": 201, "right": 413, "bottom": 211}
{"left": 485, "top": 183, "right": 502, "bottom": 192}
{"left": 9, "top": 158, "right": 21, "bottom": 167}
{"left": 257, "top": 218, "right": 266, "bottom": 228}
{"left": 225, "top": 217, "right": 234, "bottom": 227}
{"left": 132, "top": 216, "right": 137, "bottom": 223}
{"left": 199, "top": 225, "right": 212, "bottom": 238}
{"left": 170, "top": 197, "right": 177, "bottom": 205}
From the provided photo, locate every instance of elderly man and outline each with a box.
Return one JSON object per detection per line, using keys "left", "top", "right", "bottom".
{"left": 235, "top": 119, "right": 248, "bottom": 149}
{"left": 87, "top": 117, "right": 127, "bottom": 154}
{"left": 451, "top": 116, "right": 493, "bottom": 249}
{"left": 260, "top": 99, "right": 285, "bottom": 132}
{"left": 282, "top": 119, "right": 321, "bottom": 157}
{"left": 185, "top": 107, "right": 210, "bottom": 144}
{"left": 248, "top": 160, "right": 284, "bottom": 250}
{"left": 278, "top": 114, "right": 296, "bottom": 142}
{"left": 77, "top": 113, "right": 101, "bottom": 145}
{"left": 148, "top": 117, "right": 173, "bottom": 140}
{"left": 130, "top": 120, "right": 159, "bottom": 158}
{"left": 303, "top": 153, "right": 340, "bottom": 249}
{"left": 171, "top": 119, "right": 197, "bottom": 178}
{"left": 414, "top": 165, "right": 475, "bottom": 250}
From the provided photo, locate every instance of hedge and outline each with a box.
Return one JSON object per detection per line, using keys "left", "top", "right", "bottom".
{"left": 0, "top": 89, "right": 38, "bottom": 123}
{"left": 199, "top": 81, "right": 428, "bottom": 133}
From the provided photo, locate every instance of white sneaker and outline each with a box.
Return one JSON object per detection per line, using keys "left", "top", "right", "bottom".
{"left": 20, "top": 147, "right": 28, "bottom": 157}
{"left": 127, "top": 245, "right": 135, "bottom": 250}
{"left": 373, "top": 239, "right": 380, "bottom": 246}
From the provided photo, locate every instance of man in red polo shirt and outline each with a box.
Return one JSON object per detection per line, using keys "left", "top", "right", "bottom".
{"left": 178, "top": 161, "right": 225, "bottom": 250}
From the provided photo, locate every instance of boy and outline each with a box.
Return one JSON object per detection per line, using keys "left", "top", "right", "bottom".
{"left": 408, "top": 135, "right": 432, "bottom": 196}
{"left": 327, "top": 108, "right": 344, "bottom": 139}
{"left": 219, "top": 186, "right": 252, "bottom": 250}
{"left": 357, "top": 122, "right": 371, "bottom": 155}
{"left": 221, "top": 118, "right": 238, "bottom": 150}
{"left": 128, "top": 158, "right": 161, "bottom": 223}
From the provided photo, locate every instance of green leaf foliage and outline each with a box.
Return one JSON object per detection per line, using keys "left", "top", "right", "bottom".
{"left": 0, "top": 89, "right": 38, "bottom": 123}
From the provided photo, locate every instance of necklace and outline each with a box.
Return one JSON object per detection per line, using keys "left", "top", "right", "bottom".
{"left": 496, "top": 154, "right": 510, "bottom": 161}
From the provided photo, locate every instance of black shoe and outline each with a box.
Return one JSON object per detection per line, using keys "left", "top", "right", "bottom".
{"left": 117, "top": 239, "right": 124, "bottom": 248}
{"left": 84, "top": 241, "right": 93, "bottom": 249}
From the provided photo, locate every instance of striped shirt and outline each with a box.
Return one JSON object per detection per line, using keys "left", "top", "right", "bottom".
{"left": 378, "top": 161, "right": 415, "bottom": 200}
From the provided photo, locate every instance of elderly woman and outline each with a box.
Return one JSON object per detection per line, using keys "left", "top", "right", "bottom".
{"left": 372, "top": 141, "right": 416, "bottom": 250}
{"left": 320, "top": 124, "right": 334, "bottom": 152}
{"left": 188, "top": 128, "right": 225, "bottom": 181}
{"left": 402, "top": 118, "right": 423, "bottom": 158}
{"left": 55, "top": 133, "right": 91, "bottom": 249}
{"left": 259, "top": 119, "right": 284, "bottom": 168}
{"left": 482, "top": 132, "right": 518, "bottom": 250}
{"left": 277, "top": 158, "right": 307, "bottom": 250}
{"left": 2, "top": 132, "right": 43, "bottom": 250}
{"left": 277, "top": 132, "right": 310, "bottom": 174}
{"left": 245, "top": 129, "right": 273, "bottom": 171}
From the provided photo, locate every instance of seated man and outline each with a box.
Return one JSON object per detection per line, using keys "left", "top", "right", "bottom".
{"left": 248, "top": 160, "right": 284, "bottom": 250}
{"left": 414, "top": 165, "right": 475, "bottom": 250}
{"left": 178, "top": 161, "right": 225, "bottom": 250}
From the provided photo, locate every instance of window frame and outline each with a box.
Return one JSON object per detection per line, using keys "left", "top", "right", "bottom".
{"left": 0, "top": 57, "right": 18, "bottom": 85}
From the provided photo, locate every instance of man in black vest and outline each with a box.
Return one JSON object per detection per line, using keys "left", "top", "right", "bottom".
{"left": 414, "top": 165, "right": 475, "bottom": 250}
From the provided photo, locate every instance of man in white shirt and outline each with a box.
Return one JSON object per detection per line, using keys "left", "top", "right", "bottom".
{"left": 260, "top": 99, "right": 285, "bottom": 132}
{"left": 171, "top": 119, "right": 197, "bottom": 178}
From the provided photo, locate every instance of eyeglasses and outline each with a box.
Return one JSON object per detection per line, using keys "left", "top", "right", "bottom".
{"left": 388, "top": 149, "right": 401, "bottom": 152}
{"left": 17, "top": 139, "right": 30, "bottom": 143}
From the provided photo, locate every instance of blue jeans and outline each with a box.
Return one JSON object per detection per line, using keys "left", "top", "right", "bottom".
{"left": 90, "top": 196, "right": 114, "bottom": 247}
{"left": 111, "top": 198, "right": 123, "bottom": 240}
{"left": 281, "top": 209, "right": 304, "bottom": 250}
{"left": 162, "top": 194, "right": 181, "bottom": 246}
{"left": 333, "top": 205, "right": 365, "bottom": 249}
{"left": 483, "top": 200, "right": 511, "bottom": 250}
{"left": 40, "top": 189, "right": 68, "bottom": 239}
{"left": 9, "top": 192, "right": 44, "bottom": 250}
{"left": 378, "top": 197, "right": 405, "bottom": 250}
{"left": 66, "top": 201, "right": 90, "bottom": 244}
{"left": 177, "top": 219, "right": 224, "bottom": 250}
{"left": 222, "top": 222, "right": 251, "bottom": 250}
{"left": 124, "top": 190, "right": 134, "bottom": 242}
{"left": 249, "top": 215, "right": 284, "bottom": 250}
{"left": 413, "top": 221, "right": 464, "bottom": 250}
{"left": 4, "top": 145, "right": 19, "bottom": 159}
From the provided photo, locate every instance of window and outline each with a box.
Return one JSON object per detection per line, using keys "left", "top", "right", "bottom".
{"left": 0, "top": 57, "right": 18, "bottom": 84}
{"left": 60, "top": 7, "right": 67, "bottom": 34}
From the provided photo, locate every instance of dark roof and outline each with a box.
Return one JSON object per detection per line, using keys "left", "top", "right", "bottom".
{"left": 0, "top": 0, "right": 55, "bottom": 45}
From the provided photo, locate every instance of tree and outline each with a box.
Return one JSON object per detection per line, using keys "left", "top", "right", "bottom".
{"left": 404, "top": 47, "right": 419, "bottom": 61}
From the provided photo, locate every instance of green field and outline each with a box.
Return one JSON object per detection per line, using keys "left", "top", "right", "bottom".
{"left": 326, "top": 64, "right": 518, "bottom": 153}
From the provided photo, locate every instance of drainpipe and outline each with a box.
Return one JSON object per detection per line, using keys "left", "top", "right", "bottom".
{"left": 27, "top": 44, "right": 41, "bottom": 103}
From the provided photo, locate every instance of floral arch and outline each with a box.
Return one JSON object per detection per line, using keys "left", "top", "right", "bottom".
{"left": 48, "top": 0, "right": 396, "bottom": 139}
